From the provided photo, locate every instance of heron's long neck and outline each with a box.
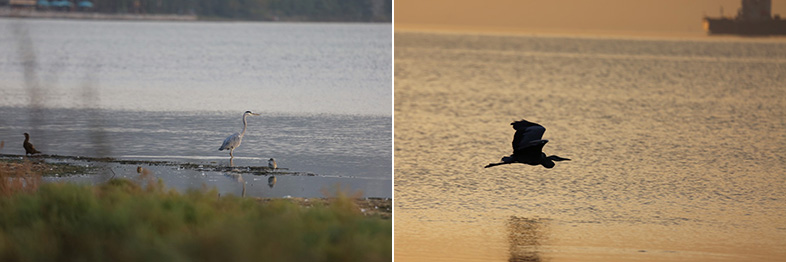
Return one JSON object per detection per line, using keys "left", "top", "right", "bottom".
{"left": 240, "top": 114, "right": 248, "bottom": 136}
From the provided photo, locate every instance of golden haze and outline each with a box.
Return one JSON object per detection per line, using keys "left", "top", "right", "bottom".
{"left": 396, "top": 0, "right": 786, "bottom": 35}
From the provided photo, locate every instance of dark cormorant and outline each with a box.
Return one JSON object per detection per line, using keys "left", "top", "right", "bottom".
{"left": 23, "top": 133, "right": 41, "bottom": 156}
{"left": 485, "top": 119, "right": 570, "bottom": 169}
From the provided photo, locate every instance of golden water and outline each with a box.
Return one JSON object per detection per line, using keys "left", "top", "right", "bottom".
{"left": 394, "top": 32, "right": 786, "bottom": 261}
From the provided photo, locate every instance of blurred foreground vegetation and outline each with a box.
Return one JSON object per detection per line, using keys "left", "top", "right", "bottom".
{"left": 0, "top": 160, "right": 391, "bottom": 261}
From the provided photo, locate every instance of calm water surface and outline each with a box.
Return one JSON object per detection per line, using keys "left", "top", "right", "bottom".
{"left": 395, "top": 32, "right": 786, "bottom": 261}
{"left": 0, "top": 18, "right": 391, "bottom": 115}
{"left": 0, "top": 18, "right": 391, "bottom": 198}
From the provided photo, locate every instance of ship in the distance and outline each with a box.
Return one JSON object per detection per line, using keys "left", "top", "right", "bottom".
{"left": 703, "top": 0, "right": 786, "bottom": 36}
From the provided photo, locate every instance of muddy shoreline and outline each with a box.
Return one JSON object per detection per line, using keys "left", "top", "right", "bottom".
{"left": 1, "top": 152, "right": 391, "bottom": 198}
{"left": 1, "top": 153, "right": 391, "bottom": 218}
{"left": 0, "top": 153, "right": 309, "bottom": 176}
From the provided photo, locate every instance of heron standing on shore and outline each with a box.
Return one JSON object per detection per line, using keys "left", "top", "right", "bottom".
{"left": 219, "top": 111, "right": 260, "bottom": 158}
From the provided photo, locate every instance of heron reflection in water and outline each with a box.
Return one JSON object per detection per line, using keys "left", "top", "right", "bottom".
{"left": 224, "top": 172, "right": 246, "bottom": 197}
{"left": 485, "top": 119, "right": 570, "bottom": 169}
{"left": 508, "top": 216, "right": 546, "bottom": 262}
{"left": 219, "top": 111, "right": 261, "bottom": 159}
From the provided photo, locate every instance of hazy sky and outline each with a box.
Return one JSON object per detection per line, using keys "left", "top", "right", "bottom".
{"left": 396, "top": 0, "right": 786, "bottom": 35}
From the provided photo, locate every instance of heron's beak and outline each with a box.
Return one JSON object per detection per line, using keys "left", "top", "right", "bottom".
{"left": 252, "top": 113, "right": 261, "bottom": 116}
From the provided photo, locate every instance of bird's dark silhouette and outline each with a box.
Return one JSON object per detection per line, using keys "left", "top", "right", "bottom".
{"left": 485, "top": 119, "right": 570, "bottom": 169}
{"left": 23, "top": 133, "right": 41, "bottom": 156}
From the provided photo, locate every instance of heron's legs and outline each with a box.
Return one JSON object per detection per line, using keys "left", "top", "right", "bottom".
{"left": 230, "top": 149, "right": 234, "bottom": 158}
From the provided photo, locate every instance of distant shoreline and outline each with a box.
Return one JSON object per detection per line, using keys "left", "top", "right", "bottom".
{"left": 395, "top": 25, "right": 786, "bottom": 42}
{"left": 0, "top": 7, "right": 392, "bottom": 23}
{"left": 1, "top": 7, "right": 197, "bottom": 21}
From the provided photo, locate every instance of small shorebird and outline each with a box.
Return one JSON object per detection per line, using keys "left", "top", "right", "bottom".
{"left": 23, "top": 133, "right": 42, "bottom": 156}
{"left": 485, "top": 119, "right": 570, "bottom": 169}
{"left": 219, "top": 111, "right": 261, "bottom": 158}
{"left": 268, "top": 158, "right": 277, "bottom": 170}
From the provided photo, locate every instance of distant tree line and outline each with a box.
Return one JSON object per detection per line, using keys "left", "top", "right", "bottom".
{"left": 34, "top": 0, "right": 392, "bottom": 22}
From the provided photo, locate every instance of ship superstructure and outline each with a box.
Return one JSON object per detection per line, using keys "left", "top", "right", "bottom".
{"left": 703, "top": 0, "right": 786, "bottom": 35}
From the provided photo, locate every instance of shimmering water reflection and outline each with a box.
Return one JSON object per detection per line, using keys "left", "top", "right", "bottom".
{"left": 507, "top": 216, "right": 546, "bottom": 262}
{"left": 394, "top": 31, "right": 786, "bottom": 261}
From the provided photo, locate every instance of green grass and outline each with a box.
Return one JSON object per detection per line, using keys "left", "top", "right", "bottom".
{"left": 0, "top": 179, "right": 391, "bottom": 262}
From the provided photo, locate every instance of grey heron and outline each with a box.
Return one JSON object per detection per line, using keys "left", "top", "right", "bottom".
{"left": 23, "top": 133, "right": 41, "bottom": 156}
{"left": 219, "top": 111, "right": 260, "bottom": 158}
{"left": 268, "top": 158, "right": 277, "bottom": 169}
{"left": 485, "top": 119, "right": 570, "bottom": 169}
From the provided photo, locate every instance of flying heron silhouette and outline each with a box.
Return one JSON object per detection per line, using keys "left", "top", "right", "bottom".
{"left": 485, "top": 119, "right": 570, "bottom": 169}
{"left": 23, "top": 133, "right": 41, "bottom": 156}
{"left": 219, "top": 111, "right": 260, "bottom": 158}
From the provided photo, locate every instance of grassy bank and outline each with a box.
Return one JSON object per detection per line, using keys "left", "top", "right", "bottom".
{"left": 0, "top": 161, "right": 391, "bottom": 261}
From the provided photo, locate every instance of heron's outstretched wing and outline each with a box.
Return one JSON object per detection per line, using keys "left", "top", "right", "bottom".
{"left": 219, "top": 132, "right": 242, "bottom": 150}
{"left": 511, "top": 119, "right": 546, "bottom": 151}
{"left": 514, "top": 139, "right": 548, "bottom": 155}
{"left": 511, "top": 119, "right": 541, "bottom": 131}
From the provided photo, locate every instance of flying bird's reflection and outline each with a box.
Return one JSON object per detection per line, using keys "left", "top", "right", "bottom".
{"left": 507, "top": 216, "right": 547, "bottom": 262}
